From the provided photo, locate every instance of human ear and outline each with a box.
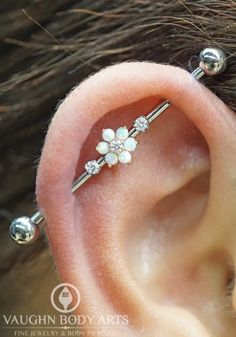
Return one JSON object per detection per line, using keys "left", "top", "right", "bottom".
{"left": 36, "top": 62, "right": 236, "bottom": 336}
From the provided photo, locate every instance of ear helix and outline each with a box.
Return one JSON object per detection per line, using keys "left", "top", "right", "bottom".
{"left": 9, "top": 47, "right": 227, "bottom": 245}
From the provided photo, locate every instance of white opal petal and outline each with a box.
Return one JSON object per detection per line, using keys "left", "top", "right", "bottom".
{"left": 105, "top": 152, "right": 118, "bottom": 166}
{"left": 116, "top": 127, "right": 129, "bottom": 140}
{"left": 118, "top": 150, "right": 132, "bottom": 164}
{"left": 124, "top": 137, "right": 137, "bottom": 152}
{"left": 102, "top": 129, "right": 115, "bottom": 142}
{"left": 96, "top": 141, "right": 109, "bottom": 154}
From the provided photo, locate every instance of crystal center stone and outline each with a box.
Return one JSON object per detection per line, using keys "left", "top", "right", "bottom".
{"left": 109, "top": 139, "right": 124, "bottom": 154}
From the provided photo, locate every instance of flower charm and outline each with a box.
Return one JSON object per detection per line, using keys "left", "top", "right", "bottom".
{"left": 96, "top": 127, "right": 137, "bottom": 166}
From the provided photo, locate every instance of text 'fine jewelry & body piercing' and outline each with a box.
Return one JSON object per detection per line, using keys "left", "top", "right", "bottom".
{"left": 9, "top": 47, "right": 227, "bottom": 245}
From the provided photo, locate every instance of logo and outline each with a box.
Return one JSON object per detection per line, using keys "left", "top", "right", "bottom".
{"left": 1, "top": 282, "right": 130, "bottom": 336}
{"left": 50, "top": 283, "right": 81, "bottom": 313}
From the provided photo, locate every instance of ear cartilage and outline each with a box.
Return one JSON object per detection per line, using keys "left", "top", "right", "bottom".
{"left": 9, "top": 47, "right": 227, "bottom": 245}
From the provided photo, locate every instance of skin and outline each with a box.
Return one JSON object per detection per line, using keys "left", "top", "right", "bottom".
{"left": 36, "top": 63, "right": 236, "bottom": 336}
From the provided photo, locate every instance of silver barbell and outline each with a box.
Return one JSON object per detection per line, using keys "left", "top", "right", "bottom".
{"left": 9, "top": 47, "right": 227, "bottom": 245}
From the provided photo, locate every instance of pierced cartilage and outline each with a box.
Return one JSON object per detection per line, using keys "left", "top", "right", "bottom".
{"left": 9, "top": 47, "right": 227, "bottom": 245}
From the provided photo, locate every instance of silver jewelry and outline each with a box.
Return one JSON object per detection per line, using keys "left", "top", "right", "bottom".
{"left": 9, "top": 47, "right": 227, "bottom": 245}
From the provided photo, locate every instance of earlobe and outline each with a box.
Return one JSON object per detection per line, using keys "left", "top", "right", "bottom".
{"left": 36, "top": 62, "right": 236, "bottom": 336}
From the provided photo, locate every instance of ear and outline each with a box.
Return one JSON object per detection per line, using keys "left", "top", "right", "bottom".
{"left": 36, "top": 62, "right": 236, "bottom": 337}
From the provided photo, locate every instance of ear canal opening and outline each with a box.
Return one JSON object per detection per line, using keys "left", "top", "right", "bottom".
{"left": 125, "top": 171, "right": 210, "bottom": 288}
{"left": 124, "top": 169, "right": 236, "bottom": 332}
